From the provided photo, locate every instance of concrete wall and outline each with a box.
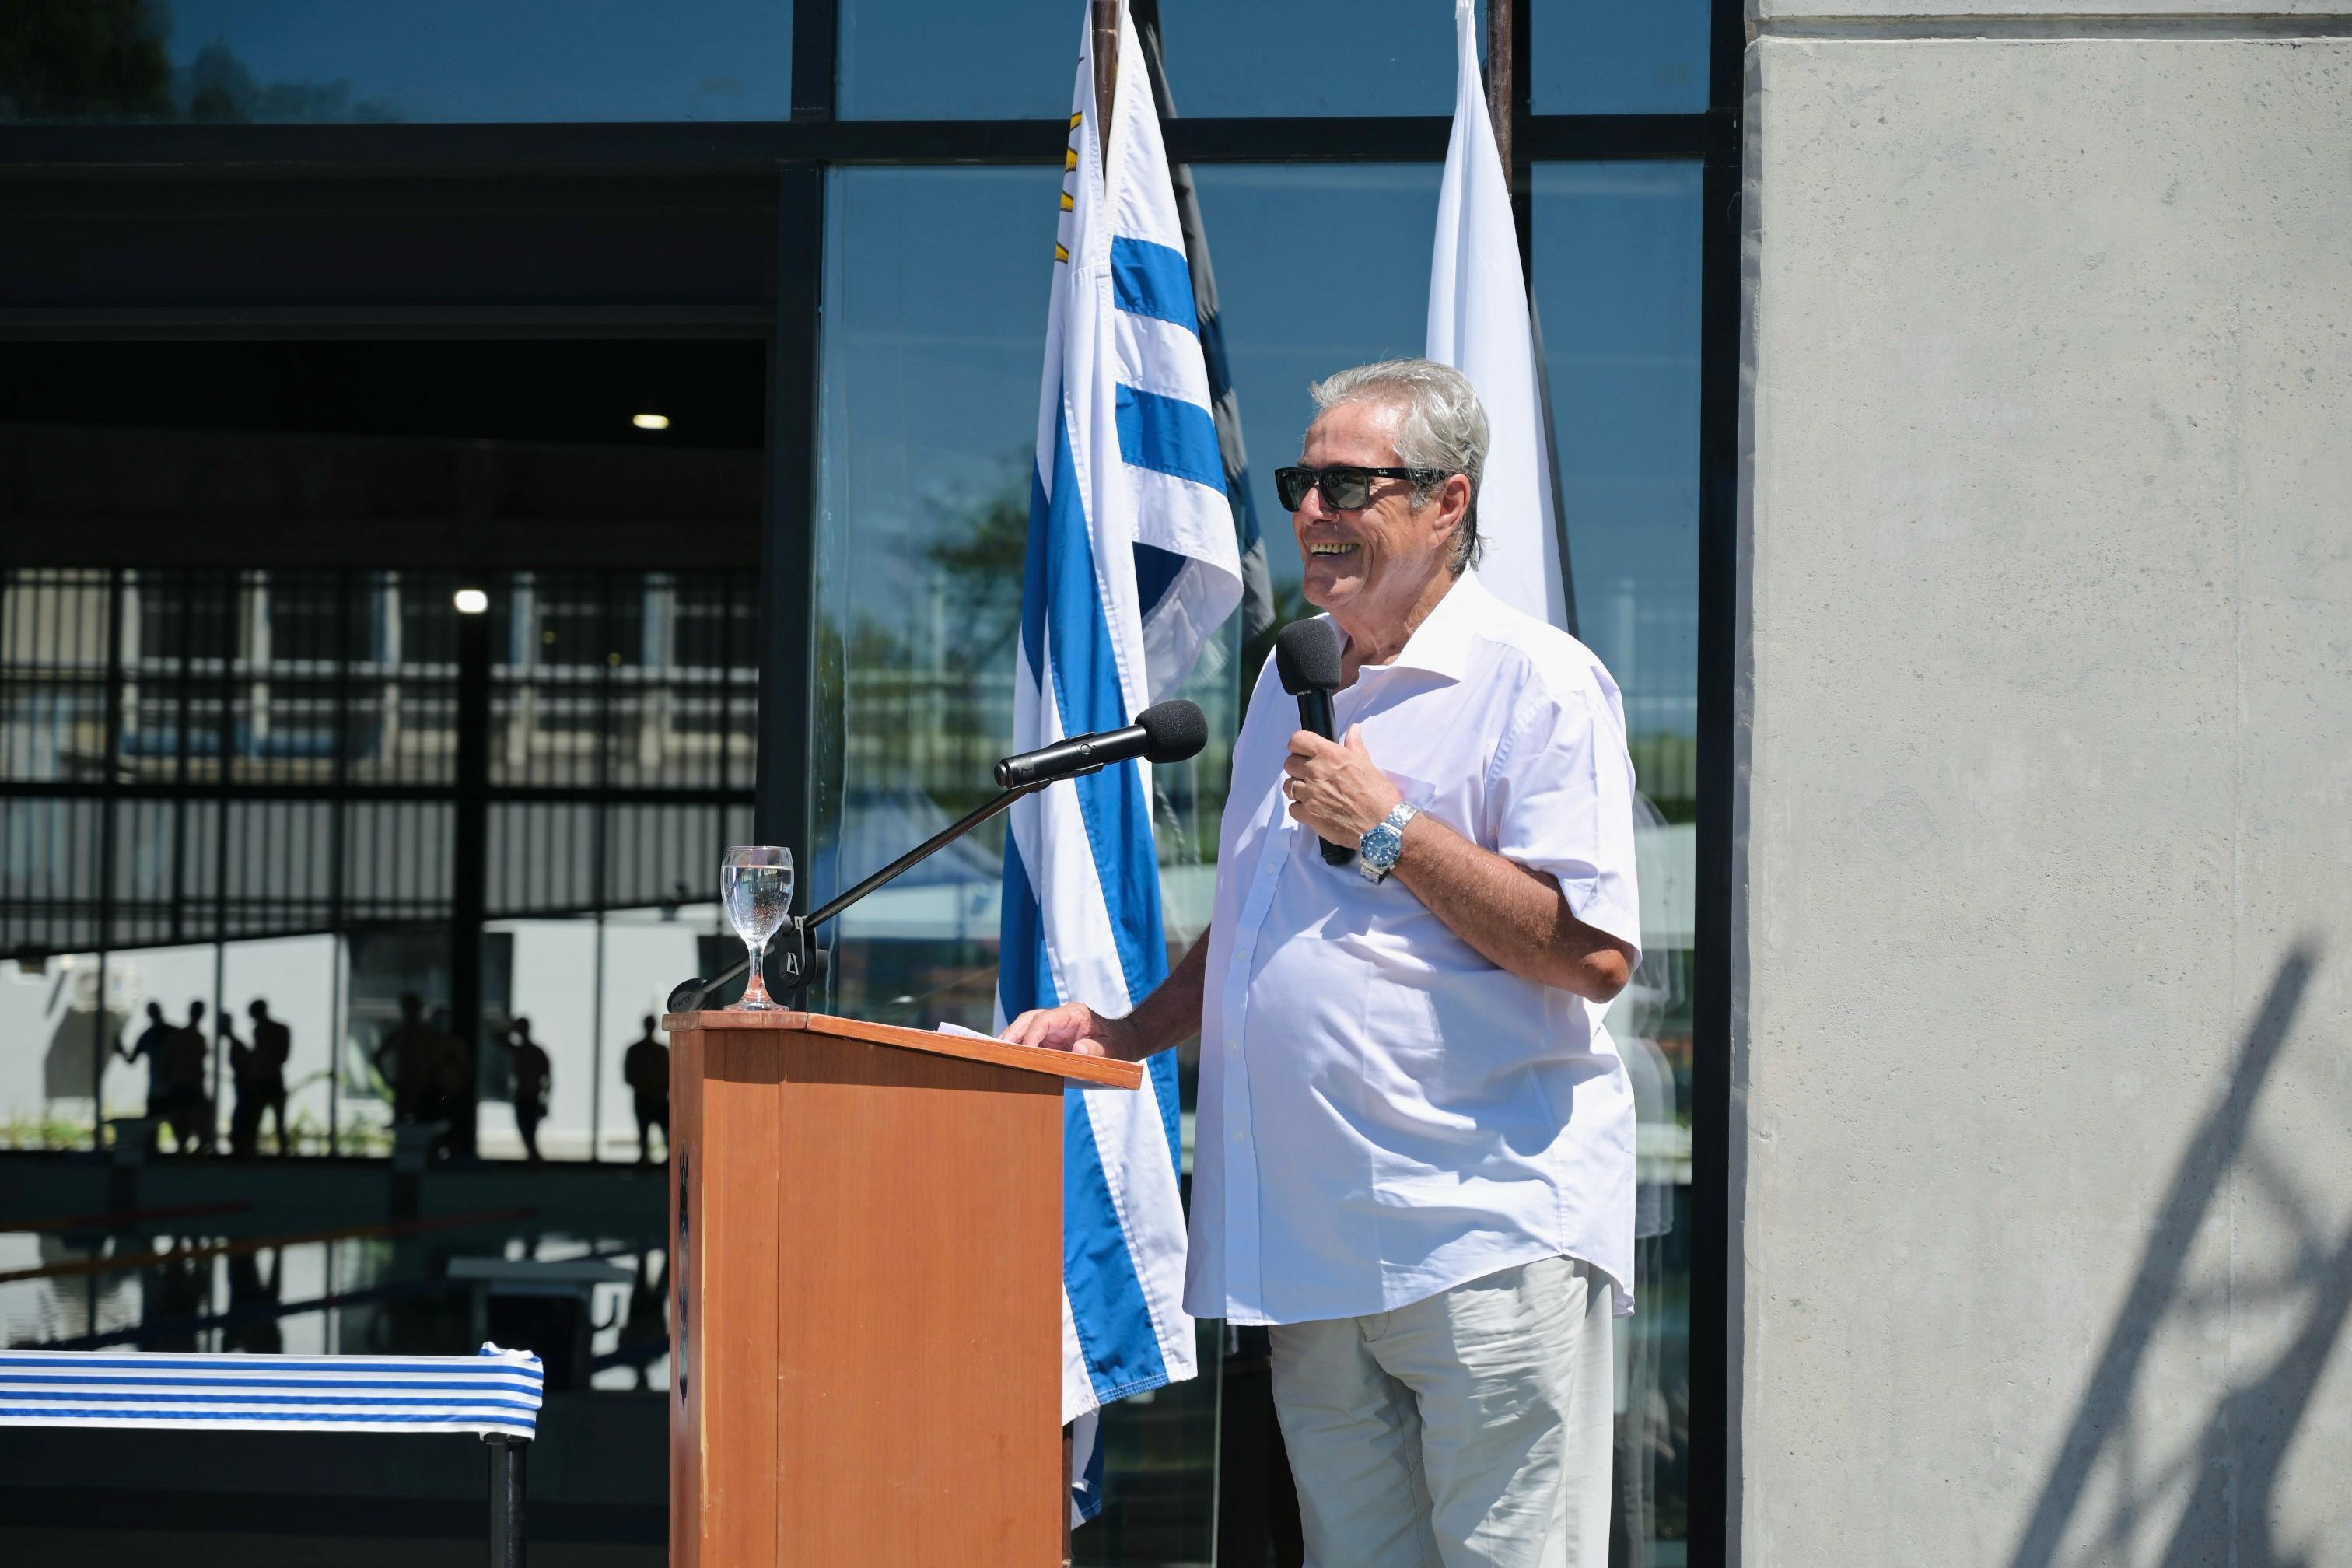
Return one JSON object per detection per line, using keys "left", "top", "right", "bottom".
{"left": 1739, "top": 9, "right": 2352, "bottom": 1566}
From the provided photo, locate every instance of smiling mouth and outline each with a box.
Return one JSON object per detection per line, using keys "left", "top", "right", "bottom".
{"left": 1307, "top": 543, "right": 1359, "bottom": 556}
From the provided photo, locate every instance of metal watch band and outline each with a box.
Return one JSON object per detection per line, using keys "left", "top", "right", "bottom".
{"left": 1359, "top": 801, "right": 1419, "bottom": 883}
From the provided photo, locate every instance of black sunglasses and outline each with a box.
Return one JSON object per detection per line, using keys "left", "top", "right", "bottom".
{"left": 1274, "top": 464, "right": 1447, "bottom": 513}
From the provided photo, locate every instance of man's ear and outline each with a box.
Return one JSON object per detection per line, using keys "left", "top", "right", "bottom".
{"left": 1420, "top": 472, "right": 1458, "bottom": 545}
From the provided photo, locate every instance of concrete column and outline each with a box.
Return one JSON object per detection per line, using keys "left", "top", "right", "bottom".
{"left": 1739, "top": 7, "right": 2352, "bottom": 1563}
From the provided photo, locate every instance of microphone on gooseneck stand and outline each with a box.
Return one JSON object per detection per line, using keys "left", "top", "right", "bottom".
{"left": 667, "top": 701, "right": 1213, "bottom": 1017}
{"left": 994, "top": 699, "right": 1209, "bottom": 789}
{"left": 1273, "top": 619, "right": 1354, "bottom": 866}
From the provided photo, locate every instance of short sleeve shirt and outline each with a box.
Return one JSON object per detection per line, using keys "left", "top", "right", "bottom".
{"left": 1184, "top": 572, "right": 1643, "bottom": 1325}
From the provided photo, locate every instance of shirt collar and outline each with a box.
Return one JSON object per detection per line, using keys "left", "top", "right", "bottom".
{"left": 1340, "top": 570, "right": 1491, "bottom": 683}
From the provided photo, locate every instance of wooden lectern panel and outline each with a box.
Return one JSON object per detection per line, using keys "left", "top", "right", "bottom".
{"left": 669, "top": 1012, "right": 1128, "bottom": 1566}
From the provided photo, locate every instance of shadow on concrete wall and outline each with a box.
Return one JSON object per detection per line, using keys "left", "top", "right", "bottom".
{"left": 2008, "top": 946, "right": 2337, "bottom": 1568}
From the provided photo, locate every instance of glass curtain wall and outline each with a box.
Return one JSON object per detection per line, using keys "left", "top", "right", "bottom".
{"left": 1535, "top": 160, "right": 1706, "bottom": 1559}
{"left": 0, "top": 1, "right": 792, "bottom": 123}
{"left": 0, "top": 565, "right": 755, "bottom": 1160}
{"left": 1, "top": 0, "right": 1724, "bottom": 1559}
{"left": 813, "top": 82, "right": 1709, "bottom": 1568}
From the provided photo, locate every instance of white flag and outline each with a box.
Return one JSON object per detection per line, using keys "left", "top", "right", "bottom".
{"left": 1000, "top": 0, "right": 1241, "bottom": 1525}
{"left": 1426, "top": 0, "right": 1570, "bottom": 631}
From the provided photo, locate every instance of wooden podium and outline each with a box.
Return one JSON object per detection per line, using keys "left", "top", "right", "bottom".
{"left": 661, "top": 1009, "right": 1142, "bottom": 1566}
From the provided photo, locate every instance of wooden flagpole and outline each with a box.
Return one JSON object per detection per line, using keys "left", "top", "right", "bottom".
{"left": 1062, "top": 16, "right": 1122, "bottom": 1559}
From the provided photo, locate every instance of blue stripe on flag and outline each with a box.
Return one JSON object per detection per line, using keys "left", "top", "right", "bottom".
{"left": 1109, "top": 236, "right": 1198, "bottom": 331}
{"left": 1077, "top": 1418, "right": 1109, "bottom": 1523}
{"left": 1062, "top": 1087, "right": 1172, "bottom": 1402}
{"left": 1115, "top": 386, "right": 1225, "bottom": 493}
{"left": 997, "top": 831, "right": 1053, "bottom": 1017}
{"left": 1038, "top": 411, "right": 1170, "bottom": 1007}
{"left": 1198, "top": 306, "right": 1265, "bottom": 559}
{"left": 1133, "top": 542, "right": 1186, "bottom": 621}
{"left": 1018, "top": 406, "right": 1181, "bottom": 1409}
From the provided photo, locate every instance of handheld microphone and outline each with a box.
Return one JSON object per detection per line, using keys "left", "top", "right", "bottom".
{"left": 1273, "top": 619, "right": 1354, "bottom": 866}
{"left": 993, "top": 699, "right": 1208, "bottom": 789}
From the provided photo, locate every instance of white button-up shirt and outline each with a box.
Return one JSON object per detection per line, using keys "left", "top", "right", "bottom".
{"left": 1184, "top": 572, "right": 1643, "bottom": 1325}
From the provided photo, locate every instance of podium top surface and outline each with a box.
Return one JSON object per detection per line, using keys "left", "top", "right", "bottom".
{"left": 660, "top": 1010, "right": 1143, "bottom": 1090}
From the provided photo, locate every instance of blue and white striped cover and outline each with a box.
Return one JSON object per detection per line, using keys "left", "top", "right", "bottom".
{"left": 1002, "top": 0, "right": 1242, "bottom": 1525}
{"left": 0, "top": 1343, "right": 542, "bottom": 1437}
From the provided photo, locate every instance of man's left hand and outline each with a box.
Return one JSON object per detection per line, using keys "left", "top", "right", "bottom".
{"left": 1283, "top": 726, "right": 1403, "bottom": 850}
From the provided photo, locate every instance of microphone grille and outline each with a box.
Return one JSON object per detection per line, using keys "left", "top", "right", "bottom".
{"left": 1273, "top": 618, "right": 1343, "bottom": 695}
{"left": 1136, "top": 699, "right": 1209, "bottom": 764}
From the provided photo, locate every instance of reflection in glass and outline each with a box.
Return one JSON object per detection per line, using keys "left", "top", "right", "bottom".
{"left": 1182, "top": 164, "right": 1444, "bottom": 630}
{"left": 816, "top": 166, "right": 1063, "bottom": 1032}
{"left": 1533, "top": 162, "right": 1702, "bottom": 816}
{"left": 0, "top": 1216, "right": 671, "bottom": 1402}
{"left": 1533, "top": 0, "right": 1710, "bottom": 114}
{"left": 821, "top": 164, "right": 1237, "bottom": 1560}
{"left": 0, "top": 563, "right": 758, "bottom": 1159}
{"left": 1534, "top": 159, "right": 1703, "bottom": 1564}
{"left": 0, "top": 0, "right": 790, "bottom": 124}
{"left": 839, "top": 0, "right": 1470, "bottom": 121}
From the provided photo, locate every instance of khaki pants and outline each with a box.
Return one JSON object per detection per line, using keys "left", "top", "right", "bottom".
{"left": 1269, "top": 1256, "right": 1614, "bottom": 1568}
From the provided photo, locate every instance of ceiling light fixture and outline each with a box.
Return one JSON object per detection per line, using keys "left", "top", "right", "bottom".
{"left": 632, "top": 411, "right": 670, "bottom": 431}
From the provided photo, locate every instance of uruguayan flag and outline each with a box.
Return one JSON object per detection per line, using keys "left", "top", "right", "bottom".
{"left": 999, "top": 0, "right": 1241, "bottom": 1526}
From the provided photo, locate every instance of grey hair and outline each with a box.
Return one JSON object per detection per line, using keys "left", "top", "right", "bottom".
{"left": 1307, "top": 357, "right": 1489, "bottom": 572}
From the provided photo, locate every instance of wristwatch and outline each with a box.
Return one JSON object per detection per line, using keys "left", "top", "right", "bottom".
{"left": 1358, "top": 801, "right": 1419, "bottom": 884}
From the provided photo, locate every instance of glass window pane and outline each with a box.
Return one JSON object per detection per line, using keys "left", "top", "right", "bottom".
{"left": 1186, "top": 163, "right": 1443, "bottom": 621}
{"left": 0, "top": 0, "right": 789, "bottom": 124}
{"left": 821, "top": 164, "right": 1244, "bottom": 1556}
{"left": 815, "top": 166, "right": 1065, "bottom": 1029}
{"left": 1533, "top": 0, "right": 1711, "bottom": 114}
{"left": 1152, "top": 0, "right": 1470, "bottom": 120}
{"left": 1531, "top": 157, "right": 1703, "bottom": 1563}
{"left": 838, "top": 0, "right": 1469, "bottom": 120}
{"left": 1535, "top": 161, "right": 1701, "bottom": 786}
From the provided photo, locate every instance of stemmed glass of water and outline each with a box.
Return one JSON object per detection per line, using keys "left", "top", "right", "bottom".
{"left": 721, "top": 845, "right": 794, "bottom": 1011}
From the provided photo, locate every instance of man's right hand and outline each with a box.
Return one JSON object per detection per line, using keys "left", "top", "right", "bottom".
{"left": 1000, "top": 1003, "right": 1140, "bottom": 1061}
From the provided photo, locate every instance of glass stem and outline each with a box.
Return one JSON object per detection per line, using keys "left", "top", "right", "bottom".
{"left": 742, "top": 937, "right": 769, "bottom": 1007}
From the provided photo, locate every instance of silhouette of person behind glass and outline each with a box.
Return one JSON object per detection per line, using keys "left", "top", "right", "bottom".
{"left": 242, "top": 999, "right": 292, "bottom": 1155}
{"left": 157, "top": 1002, "right": 214, "bottom": 1154}
{"left": 372, "top": 993, "right": 436, "bottom": 1125}
{"left": 116, "top": 1002, "right": 176, "bottom": 1153}
{"left": 504, "top": 1018, "right": 551, "bottom": 1162}
{"left": 421, "top": 1005, "right": 471, "bottom": 1154}
{"left": 622, "top": 1016, "right": 670, "bottom": 1164}
{"left": 221, "top": 1012, "right": 260, "bottom": 1159}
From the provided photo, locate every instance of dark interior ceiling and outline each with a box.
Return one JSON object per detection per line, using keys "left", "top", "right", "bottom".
{"left": 0, "top": 339, "right": 765, "bottom": 450}
{"left": 0, "top": 339, "right": 768, "bottom": 570}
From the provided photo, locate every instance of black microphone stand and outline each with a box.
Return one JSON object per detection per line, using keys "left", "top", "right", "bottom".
{"left": 665, "top": 777, "right": 1054, "bottom": 1017}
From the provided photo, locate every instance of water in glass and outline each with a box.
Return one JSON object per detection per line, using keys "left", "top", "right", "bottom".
{"left": 720, "top": 846, "right": 793, "bottom": 1010}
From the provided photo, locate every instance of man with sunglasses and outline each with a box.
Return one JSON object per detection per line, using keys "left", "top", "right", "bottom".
{"left": 1006, "top": 357, "right": 1642, "bottom": 1567}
